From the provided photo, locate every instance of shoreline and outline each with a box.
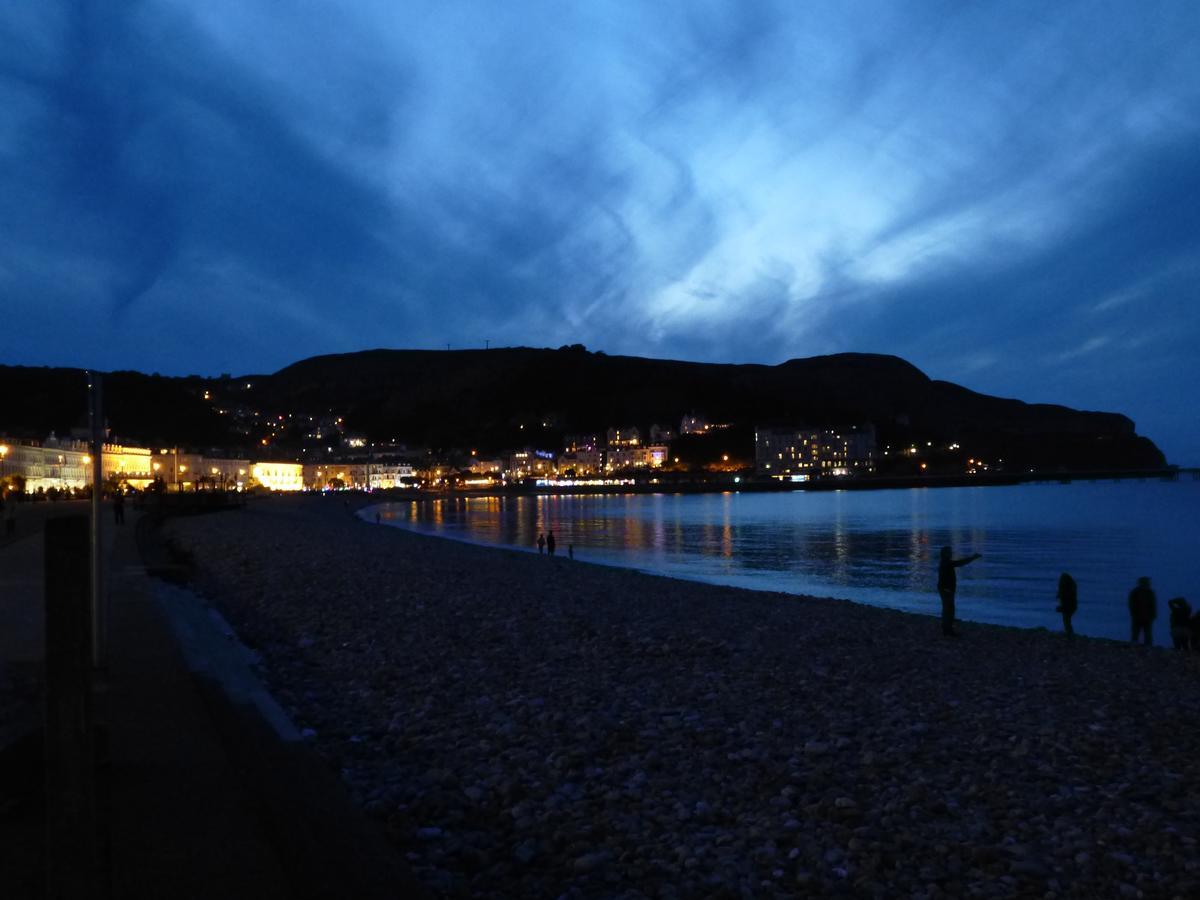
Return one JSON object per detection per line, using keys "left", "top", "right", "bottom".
{"left": 166, "top": 494, "right": 1200, "bottom": 898}
{"left": 358, "top": 466, "right": 1192, "bottom": 502}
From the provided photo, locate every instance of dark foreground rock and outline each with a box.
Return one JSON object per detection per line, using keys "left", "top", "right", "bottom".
{"left": 166, "top": 495, "right": 1200, "bottom": 899}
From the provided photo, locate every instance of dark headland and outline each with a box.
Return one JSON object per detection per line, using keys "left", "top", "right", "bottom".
{"left": 0, "top": 348, "right": 1166, "bottom": 472}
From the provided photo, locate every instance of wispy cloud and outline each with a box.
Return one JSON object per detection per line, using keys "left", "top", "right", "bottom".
{"left": 1, "top": 1, "right": 1199, "bottom": 458}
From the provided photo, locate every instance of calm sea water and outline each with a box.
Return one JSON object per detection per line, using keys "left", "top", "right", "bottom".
{"left": 366, "top": 481, "right": 1199, "bottom": 641}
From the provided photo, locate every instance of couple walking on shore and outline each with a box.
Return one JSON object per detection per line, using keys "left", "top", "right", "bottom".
{"left": 536, "top": 531, "right": 556, "bottom": 556}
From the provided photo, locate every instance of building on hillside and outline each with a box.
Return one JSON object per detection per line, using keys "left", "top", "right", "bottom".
{"left": 680, "top": 413, "right": 709, "bottom": 435}
{"left": 466, "top": 457, "right": 504, "bottom": 475}
{"left": 507, "top": 450, "right": 556, "bottom": 480}
{"left": 606, "top": 426, "right": 641, "bottom": 448}
{"left": 557, "top": 447, "right": 604, "bottom": 476}
{"left": 564, "top": 434, "right": 600, "bottom": 452}
{"left": 755, "top": 425, "right": 876, "bottom": 480}
{"left": 605, "top": 444, "right": 668, "bottom": 472}
{"left": 649, "top": 424, "right": 675, "bottom": 443}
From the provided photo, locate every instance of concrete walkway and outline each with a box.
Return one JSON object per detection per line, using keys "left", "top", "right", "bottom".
{"left": 1, "top": 504, "right": 426, "bottom": 899}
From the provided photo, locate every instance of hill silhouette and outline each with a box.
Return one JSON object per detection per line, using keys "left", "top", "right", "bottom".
{"left": 0, "top": 348, "right": 1167, "bottom": 470}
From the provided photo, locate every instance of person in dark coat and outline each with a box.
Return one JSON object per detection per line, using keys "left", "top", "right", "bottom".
{"left": 1056, "top": 572, "right": 1078, "bottom": 636}
{"left": 546, "top": 531, "right": 556, "bottom": 556}
{"left": 113, "top": 489, "right": 125, "bottom": 525}
{"left": 1168, "top": 597, "right": 1192, "bottom": 650}
{"left": 937, "top": 546, "right": 982, "bottom": 637}
{"left": 536, "top": 533, "right": 546, "bottom": 554}
{"left": 1128, "top": 577, "right": 1157, "bottom": 646}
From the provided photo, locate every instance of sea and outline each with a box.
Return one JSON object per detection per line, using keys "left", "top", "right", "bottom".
{"left": 365, "top": 480, "right": 1199, "bottom": 642}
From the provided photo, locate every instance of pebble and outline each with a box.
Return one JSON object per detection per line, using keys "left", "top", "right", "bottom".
{"left": 167, "top": 498, "right": 1200, "bottom": 900}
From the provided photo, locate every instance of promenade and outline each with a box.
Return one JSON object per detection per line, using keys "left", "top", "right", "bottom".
{"left": 0, "top": 499, "right": 425, "bottom": 899}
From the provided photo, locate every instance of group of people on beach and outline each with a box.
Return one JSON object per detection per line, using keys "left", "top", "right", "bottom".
{"left": 536, "top": 531, "right": 573, "bottom": 560}
{"left": 940, "top": 546, "right": 1194, "bottom": 648}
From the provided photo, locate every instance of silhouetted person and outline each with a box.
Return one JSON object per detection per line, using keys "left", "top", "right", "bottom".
{"left": 1168, "top": 597, "right": 1192, "bottom": 650}
{"left": 546, "top": 531, "right": 556, "bottom": 556}
{"left": 1056, "top": 572, "right": 1077, "bottom": 636}
{"left": 1128, "top": 577, "right": 1156, "bottom": 646}
{"left": 113, "top": 489, "right": 125, "bottom": 525}
{"left": 4, "top": 494, "right": 16, "bottom": 537}
{"left": 536, "top": 533, "right": 546, "bottom": 554}
{"left": 938, "top": 546, "right": 982, "bottom": 637}
{"left": 568, "top": 544, "right": 574, "bottom": 560}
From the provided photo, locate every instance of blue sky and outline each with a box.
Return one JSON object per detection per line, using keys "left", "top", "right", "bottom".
{"left": 2, "top": 1, "right": 1199, "bottom": 461}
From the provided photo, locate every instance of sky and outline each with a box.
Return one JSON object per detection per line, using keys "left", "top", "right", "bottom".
{"left": 2, "top": 1, "right": 1199, "bottom": 462}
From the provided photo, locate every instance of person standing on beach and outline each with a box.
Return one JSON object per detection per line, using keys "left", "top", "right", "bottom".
{"left": 1128, "top": 577, "right": 1156, "bottom": 646}
{"left": 546, "top": 531, "right": 556, "bottom": 556}
{"left": 1168, "top": 597, "right": 1192, "bottom": 650}
{"left": 537, "top": 533, "right": 546, "bottom": 554}
{"left": 938, "top": 546, "right": 982, "bottom": 637}
{"left": 1056, "top": 572, "right": 1078, "bottom": 636}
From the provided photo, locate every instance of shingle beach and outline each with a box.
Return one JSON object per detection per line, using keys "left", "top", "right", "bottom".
{"left": 164, "top": 495, "right": 1200, "bottom": 899}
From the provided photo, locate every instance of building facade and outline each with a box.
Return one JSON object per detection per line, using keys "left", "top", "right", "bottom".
{"left": 755, "top": 425, "right": 876, "bottom": 480}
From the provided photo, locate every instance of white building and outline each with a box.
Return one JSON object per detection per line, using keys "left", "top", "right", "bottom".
{"left": 368, "top": 463, "right": 415, "bottom": 489}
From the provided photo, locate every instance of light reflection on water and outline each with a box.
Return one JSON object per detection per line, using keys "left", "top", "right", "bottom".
{"left": 370, "top": 481, "right": 1200, "bottom": 641}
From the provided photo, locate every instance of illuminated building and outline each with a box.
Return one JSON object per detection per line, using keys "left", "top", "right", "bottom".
{"left": 367, "top": 463, "right": 415, "bottom": 489}
{"left": 100, "top": 443, "right": 154, "bottom": 487}
{"left": 507, "top": 450, "right": 556, "bottom": 479}
{"left": 250, "top": 461, "right": 305, "bottom": 491}
{"left": 467, "top": 457, "right": 504, "bottom": 475}
{"left": 0, "top": 436, "right": 91, "bottom": 491}
{"left": 755, "top": 425, "right": 876, "bottom": 480}
{"left": 606, "top": 426, "right": 641, "bottom": 448}
{"left": 563, "top": 434, "right": 600, "bottom": 453}
{"left": 204, "top": 458, "right": 251, "bottom": 490}
{"left": 605, "top": 444, "right": 668, "bottom": 472}
{"left": 557, "top": 448, "right": 603, "bottom": 475}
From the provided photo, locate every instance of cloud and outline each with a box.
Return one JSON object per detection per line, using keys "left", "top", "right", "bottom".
{"left": 1, "top": 1, "right": 1199, "bottom": 459}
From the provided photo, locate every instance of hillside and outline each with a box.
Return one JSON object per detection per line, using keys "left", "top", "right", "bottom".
{"left": 0, "top": 348, "right": 1167, "bottom": 470}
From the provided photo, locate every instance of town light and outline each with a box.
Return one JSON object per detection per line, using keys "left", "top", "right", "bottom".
{"left": 152, "top": 462, "right": 161, "bottom": 472}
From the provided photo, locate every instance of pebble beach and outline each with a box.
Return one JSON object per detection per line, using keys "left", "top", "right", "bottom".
{"left": 164, "top": 495, "right": 1200, "bottom": 899}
